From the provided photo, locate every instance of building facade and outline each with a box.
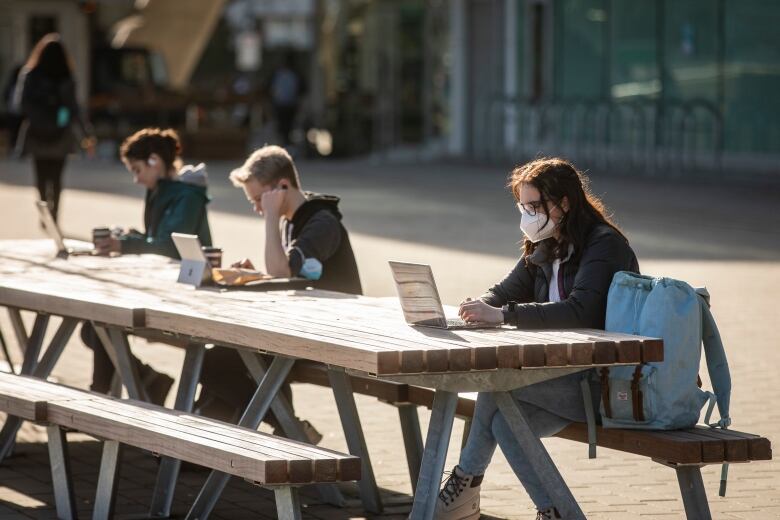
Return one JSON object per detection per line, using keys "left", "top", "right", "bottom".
{"left": 320, "top": 0, "right": 780, "bottom": 179}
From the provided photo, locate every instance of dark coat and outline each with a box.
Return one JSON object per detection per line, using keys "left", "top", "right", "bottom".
{"left": 119, "top": 167, "right": 212, "bottom": 258}
{"left": 481, "top": 223, "right": 639, "bottom": 329}
{"left": 13, "top": 68, "right": 87, "bottom": 158}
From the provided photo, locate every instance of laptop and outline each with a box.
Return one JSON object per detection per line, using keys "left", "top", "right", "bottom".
{"left": 389, "top": 261, "right": 500, "bottom": 330}
{"left": 171, "top": 233, "right": 212, "bottom": 287}
{"left": 36, "top": 201, "right": 94, "bottom": 258}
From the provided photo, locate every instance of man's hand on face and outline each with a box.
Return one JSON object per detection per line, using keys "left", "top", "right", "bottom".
{"left": 260, "top": 187, "right": 287, "bottom": 219}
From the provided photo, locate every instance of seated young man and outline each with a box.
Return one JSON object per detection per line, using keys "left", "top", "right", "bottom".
{"left": 196, "top": 146, "right": 362, "bottom": 440}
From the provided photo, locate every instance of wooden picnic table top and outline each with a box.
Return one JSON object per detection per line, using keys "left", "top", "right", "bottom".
{"left": 0, "top": 240, "right": 663, "bottom": 375}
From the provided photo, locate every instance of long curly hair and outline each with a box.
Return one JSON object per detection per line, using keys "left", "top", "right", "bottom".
{"left": 509, "top": 157, "right": 626, "bottom": 262}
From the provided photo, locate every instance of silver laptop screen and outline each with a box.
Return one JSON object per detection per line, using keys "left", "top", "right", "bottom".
{"left": 388, "top": 261, "right": 448, "bottom": 328}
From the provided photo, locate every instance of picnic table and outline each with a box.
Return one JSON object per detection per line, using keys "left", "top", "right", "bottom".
{"left": 0, "top": 239, "right": 667, "bottom": 520}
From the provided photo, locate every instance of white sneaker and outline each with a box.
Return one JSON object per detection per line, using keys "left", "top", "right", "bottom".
{"left": 434, "top": 465, "right": 483, "bottom": 520}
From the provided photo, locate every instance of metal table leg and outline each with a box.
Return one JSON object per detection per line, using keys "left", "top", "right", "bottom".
{"left": 94, "top": 325, "right": 146, "bottom": 401}
{"left": 185, "top": 356, "right": 295, "bottom": 520}
{"left": 327, "top": 368, "right": 382, "bottom": 513}
{"left": 495, "top": 392, "right": 586, "bottom": 520}
{"left": 397, "top": 404, "right": 424, "bottom": 494}
{"left": 92, "top": 440, "right": 122, "bottom": 520}
{"left": 149, "top": 342, "right": 205, "bottom": 518}
{"left": 240, "top": 353, "right": 345, "bottom": 507}
{"left": 32, "top": 318, "right": 78, "bottom": 379}
{"left": 676, "top": 466, "right": 712, "bottom": 520}
{"left": 274, "top": 487, "right": 302, "bottom": 520}
{"left": 47, "top": 425, "right": 78, "bottom": 520}
{"left": 7, "top": 308, "right": 28, "bottom": 359}
{"left": 0, "top": 328, "right": 14, "bottom": 374}
{"left": 0, "top": 313, "right": 51, "bottom": 463}
{"left": 409, "top": 390, "right": 458, "bottom": 520}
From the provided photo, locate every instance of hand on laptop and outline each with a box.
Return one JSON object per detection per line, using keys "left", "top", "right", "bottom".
{"left": 231, "top": 258, "right": 255, "bottom": 270}
{"left": 94, "top": 237, "right": 120, "bottom": 256}
{"left": 459, "top": 298, "right": 503, "bottom": 324}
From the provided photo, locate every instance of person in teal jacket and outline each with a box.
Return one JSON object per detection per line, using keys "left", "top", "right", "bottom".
{"left": 85, "top": 128, "right": 213, "bottom": 404}
{"left": 94, "top": 127, "right": 212, "bottom": 257}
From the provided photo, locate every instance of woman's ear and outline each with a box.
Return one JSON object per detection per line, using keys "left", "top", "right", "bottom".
{"left": 561, "top": 196, "right": 570, "bottom": 212}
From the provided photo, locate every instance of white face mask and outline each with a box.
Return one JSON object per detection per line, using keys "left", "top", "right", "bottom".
{"left": 519, "top": 207, "right": 558, "bottom": 243}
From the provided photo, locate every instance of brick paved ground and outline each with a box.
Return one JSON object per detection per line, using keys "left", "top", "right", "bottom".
{"left": 0, "top": 156, "right": 777, "bottom": 519}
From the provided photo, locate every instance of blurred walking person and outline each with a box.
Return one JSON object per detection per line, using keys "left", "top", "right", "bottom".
{"left": 13, "top": 33, "right": 93, "bottom": 223}
{"left": 269, "top": 54, "right": 304, "bottom": 147}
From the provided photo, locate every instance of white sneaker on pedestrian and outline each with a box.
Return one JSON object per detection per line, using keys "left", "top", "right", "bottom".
{"left": 435, "top": 465, "right": 483, "bottom": 520}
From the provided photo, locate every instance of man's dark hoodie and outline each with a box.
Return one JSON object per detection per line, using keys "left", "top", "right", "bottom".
{"left": 120, "top": 163, "right": 212, "bottom": 258}
{"left": 282, "top": 193, "right": 362, "bottom": 295}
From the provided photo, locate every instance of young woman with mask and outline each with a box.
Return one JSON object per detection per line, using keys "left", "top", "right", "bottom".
{"left": 435, "top": 158, "right": 639, "bottom": 520}
{"left": 83, "top": 128, "right": 213, "bottom": 404}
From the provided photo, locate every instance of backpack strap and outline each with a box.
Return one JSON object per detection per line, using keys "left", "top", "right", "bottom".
{"left": 599, "top": 367, "right": 612, "bottom": 418}
{"left": 697, "top": 290, "right": 732, "bottom": 497}
{"left": 630, "top": 365, "right": 646, "bottom": 422}
{"left": 698, "top": 293, "right": 731, "bottom": 428}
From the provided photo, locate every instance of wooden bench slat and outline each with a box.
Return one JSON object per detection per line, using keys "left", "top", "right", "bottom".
{"left": 47, "top": 397, "right": 359, "bottom": 483}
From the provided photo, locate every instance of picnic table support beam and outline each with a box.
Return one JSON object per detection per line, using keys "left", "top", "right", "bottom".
{"left": 495, "top": 392, "right": 586, "bottom": 520}
{"left": 94, "top": 325, "right": 146, "bottom": 401}
{"left": 410, "top": 390, "right": 458, "bottom": 520}
{"left": 397, "top": 403, "right": 424, "bottom": 494}
{"left": 0, "top": 313, "right": 52, "bottom": 463}
{"left": 274, "top": 487, "right": 303, "bottom": 520}
{"left": 186, "top": 355, "right": 296, "bottom": 520}
{"left": 32, "top": 318, "right": 78, "bottom": 379}
{"left": 47, "top": 425, "right": 78, "bottom": 520}
{"left": 7, "top": 308, "right": 28, "bottom": 359}
{"left": 240, "top": 353, "right": 345, "bottom": 508}
{"left": 149, "top": 342, "right": 206, "bottom": 518}
{"left": 328, "top": 368, "right": 383, "bottom": 514}
{"left": 675, "top": 466, "right": 712, "bottom": 520}
{"left": 93, "top": 440, "right": 122, "bottom": 520}
{"left": 0, "top": 328, "right": 14, "bottom": 374}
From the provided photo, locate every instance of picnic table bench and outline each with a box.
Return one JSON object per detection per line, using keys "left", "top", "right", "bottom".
{"left": 0, "top": 371, "right": 360, "bottom": 520}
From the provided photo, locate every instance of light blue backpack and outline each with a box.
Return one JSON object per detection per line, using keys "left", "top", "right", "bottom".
{"left": 600, "top": 271, "right": 732, "bottom": 431}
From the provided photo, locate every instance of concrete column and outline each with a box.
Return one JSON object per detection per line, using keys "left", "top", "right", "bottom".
{"left": 448, "top": 0, "right": 467, "bottom": 156}
{"left": 504, "top": 0, "right": 519, "bottom": 153}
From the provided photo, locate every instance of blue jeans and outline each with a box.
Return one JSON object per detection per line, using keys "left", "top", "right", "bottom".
{"left": 458, "top": 371, "right": 598, "bottom": 510}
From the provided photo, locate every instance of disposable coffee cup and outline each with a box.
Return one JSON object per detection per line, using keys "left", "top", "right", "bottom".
{"left": 92, "top": 227, "right": 111, "bottom": 244}
{"left": 202, "top": 246, "right": 223, "bottom": 268}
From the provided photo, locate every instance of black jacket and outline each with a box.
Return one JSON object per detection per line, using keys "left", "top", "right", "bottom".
{"left": 481, "top": 223, "right": 639, "bottom": 329}
{"left": 284, "top": 194, "right": 362, "bottom": 295}
{"left": 13, "top": 68, "right": 88, "bottom": 158}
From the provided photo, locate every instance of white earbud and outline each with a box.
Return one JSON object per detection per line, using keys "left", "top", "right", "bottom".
{"left": 147, "top": 158, "right": 157, "bottom": 167}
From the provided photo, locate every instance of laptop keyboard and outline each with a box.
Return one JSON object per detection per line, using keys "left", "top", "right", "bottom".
{"left": 446, "top": 318, "right": 469, "bottom": 327}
